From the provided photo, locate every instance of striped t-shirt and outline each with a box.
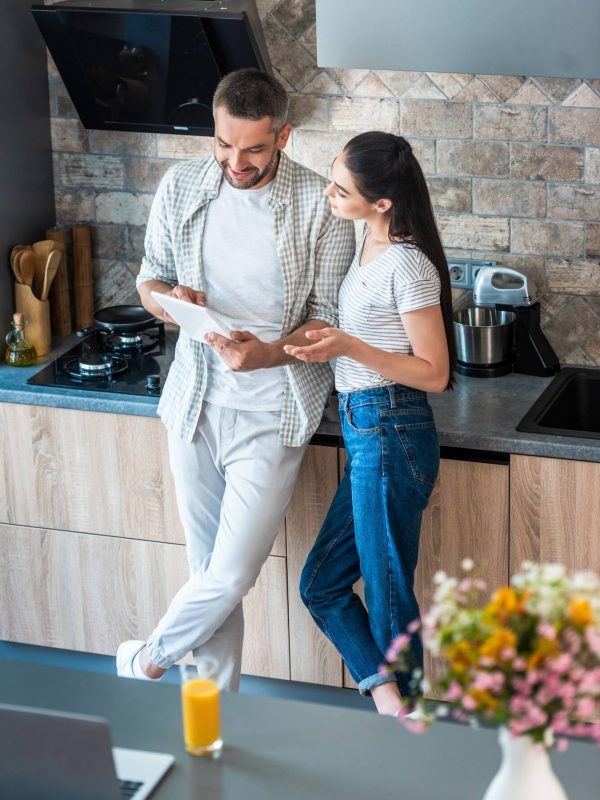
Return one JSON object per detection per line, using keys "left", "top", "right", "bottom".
{"left": 335, "top": 240, "right": 441, "bottom": 392}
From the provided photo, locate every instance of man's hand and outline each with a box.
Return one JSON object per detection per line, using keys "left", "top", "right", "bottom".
{"left": 283, "top": 327, "right": 355, "bottom": 362}
{"left": 146, "top": 281, "right": 206, "bottom": 325}
{"left": 204, "top": 330, "right": 276, "bottom": 372}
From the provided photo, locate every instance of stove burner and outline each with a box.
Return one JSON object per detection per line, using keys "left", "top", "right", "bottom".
{"left": 103, "top": 329, "right": 162, "bottom": 354}
{"left": 63, "top": 352, "right": 128, "bottom": 381}
{"left": 80, "top": 354, "right": 113, "bottom": 374}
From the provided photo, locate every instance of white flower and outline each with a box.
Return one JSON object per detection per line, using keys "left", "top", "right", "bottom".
{"left": 461, "top": 558, "right": 475, "bottom": 572}
{"left": 570, "top": 571, "right": 600, "bottom": 594}
{"left": 542, "top": 563, "right": 566, "bottom": 582}
{"left": 433, "top": 570, "right": 448, "bottom": 585}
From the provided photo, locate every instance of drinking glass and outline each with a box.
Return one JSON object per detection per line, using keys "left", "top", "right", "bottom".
{"left": 180, "top": 657, "right": 222, "bottom": 758}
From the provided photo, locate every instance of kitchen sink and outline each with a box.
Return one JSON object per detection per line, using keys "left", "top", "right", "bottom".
{"left": 517, "top": 367, "right": 600, "bottom": 440}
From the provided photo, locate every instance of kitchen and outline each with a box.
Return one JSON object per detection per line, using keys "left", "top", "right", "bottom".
{"left": 1, "top": 0, "right": 600, "bottom": 797}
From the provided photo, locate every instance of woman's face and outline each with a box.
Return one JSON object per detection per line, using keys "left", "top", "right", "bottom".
{"left": 324, "top": 154, "right": 377, "bottom": 220}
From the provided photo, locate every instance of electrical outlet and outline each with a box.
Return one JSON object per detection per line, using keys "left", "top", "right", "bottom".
{"left": 447, "top": 258, "right": 495, "bottom": 289}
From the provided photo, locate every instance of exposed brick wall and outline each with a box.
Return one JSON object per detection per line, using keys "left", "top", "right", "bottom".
{"left": 47, "top": 0, "right": 600, "bottom": 364}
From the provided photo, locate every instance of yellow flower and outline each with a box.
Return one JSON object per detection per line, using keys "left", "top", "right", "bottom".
{"left": 568, "top": 597, "right": 594, "bottom": 628}
{"left": 446, "top": 640, "right": 478, "bottom": 674}
{"left": 468, "top": 688, "right": 500, "bottom": 711}
{"left": 485, "top": 587, "right": 523, "bottom": 619}
{"left": 480, "top": 628, "right": 517, "bottom": 662}
{"left": 527, "top": 637, "right": 559, "bottom": 670}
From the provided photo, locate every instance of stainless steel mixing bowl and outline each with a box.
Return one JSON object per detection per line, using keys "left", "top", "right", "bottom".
{"left": 453, "top": 307, "right": 516, "bottom": 366}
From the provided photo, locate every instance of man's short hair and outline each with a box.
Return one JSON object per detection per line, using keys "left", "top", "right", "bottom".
{"left": 212, "top": 68, "right": 289, "bottom": 132}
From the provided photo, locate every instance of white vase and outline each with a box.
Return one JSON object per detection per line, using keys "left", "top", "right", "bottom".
{"left": 482, "top": 727, "right": 568, "bottom": 800}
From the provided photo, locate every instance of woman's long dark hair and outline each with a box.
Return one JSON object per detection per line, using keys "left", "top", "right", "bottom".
{"left": 343, "top": 131, "right": 457, "bottom": 390}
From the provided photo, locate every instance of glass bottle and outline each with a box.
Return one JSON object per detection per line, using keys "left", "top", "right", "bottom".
{"left": 5, "top": 312, "right": 37, "bottom": 367}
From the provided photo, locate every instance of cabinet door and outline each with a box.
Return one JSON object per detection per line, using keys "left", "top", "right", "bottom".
{"left": 0, "top": 523, "right": 289, "bottom": 679}
{"left": 286, "top": 445, "right": 343, "bottom": 686}
{"left": 0, "top": 402, "right": 286, "bottom": 556}
{"left": 416, "top": 458, "right": 510, "bottom": 691}
{"left": 0, "top": 403, "right": 184, "bottom": 543}
{"left": 0, "top": 523, "right": 188, "bottom": 653}
{"left": 510, "top": 455, "right": 600, "bottom": 573}
{"left": 241, "top": 555, "right": 290, "bottom": 680}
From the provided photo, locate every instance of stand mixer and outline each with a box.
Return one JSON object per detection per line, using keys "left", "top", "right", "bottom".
{"left": 453, "top": 267, "right": 560, "bottom": 378}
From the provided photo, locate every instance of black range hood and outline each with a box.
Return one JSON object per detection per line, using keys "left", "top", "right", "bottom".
{"left": 32, "top": 0, "right": 271, "bottom": 136}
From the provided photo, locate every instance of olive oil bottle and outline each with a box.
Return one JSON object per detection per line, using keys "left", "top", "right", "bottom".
{"left": 5, "top": 312, "right": 37, "bottom": 367}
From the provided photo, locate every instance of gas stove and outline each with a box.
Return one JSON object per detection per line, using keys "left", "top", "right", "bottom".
{"left": 27, "top": 322, "right": 177, "bottom": 397}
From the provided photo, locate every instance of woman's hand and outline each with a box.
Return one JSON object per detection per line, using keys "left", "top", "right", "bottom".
{"left": 283, "top": 327, "right": 355, "bottom": 362}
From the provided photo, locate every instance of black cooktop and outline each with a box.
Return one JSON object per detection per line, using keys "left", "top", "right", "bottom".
{"left": 27, "top": 323, "right": 177, "bottom": 397}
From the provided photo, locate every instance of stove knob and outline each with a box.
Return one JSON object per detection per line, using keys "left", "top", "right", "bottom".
{"left": 146, "top": 374, "right": 161, "bottom": 392}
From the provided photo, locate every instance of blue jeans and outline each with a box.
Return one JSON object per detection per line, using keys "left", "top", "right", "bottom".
{"left": 300, "top": 384, "right": 439, "bottom": 696}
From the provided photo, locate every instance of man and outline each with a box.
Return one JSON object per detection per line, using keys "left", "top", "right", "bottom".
{"left": 116, "top": 68, "right": 355, "bottom": 689}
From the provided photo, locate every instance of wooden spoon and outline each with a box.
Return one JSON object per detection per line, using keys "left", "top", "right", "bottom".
{"left": 41, "top": 250, "right": 62, "bottom": 301}
{"left": 19, "top": 250, "right": 37, "bottom": 293}
{"left": 10, "top": 245, "right": 30, "bottom": 283}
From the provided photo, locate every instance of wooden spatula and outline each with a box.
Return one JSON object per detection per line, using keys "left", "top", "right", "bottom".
{"left": 41, "top": 250, "right": 62, "bottom": 301}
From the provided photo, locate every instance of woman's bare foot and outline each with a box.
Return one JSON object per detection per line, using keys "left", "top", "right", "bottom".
{"left": 371, "top": 682, "right": 403, "bottom": 716}
{"left": 139, "top": 646, "right": 167, "bottom": 679}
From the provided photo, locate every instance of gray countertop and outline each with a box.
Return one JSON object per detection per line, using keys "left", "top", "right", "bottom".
{"left": 1, "top": 660, "right": 598, "bottom": 800}
{"left": 1, "top": 335, "right": 599, "bottom": 463}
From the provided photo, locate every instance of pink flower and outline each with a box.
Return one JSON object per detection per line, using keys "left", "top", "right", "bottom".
{"left": 556, "top": 738, "right": 569, "bottom": 752}
{"left": 462, "top": 695, "right": 477, "bottom": 711}
{"left": 577, "top": 697, "right": 597, "bottom": 718}
{"left": 550, "top": 654, "right": 572, "bottom": 674}
{"left": 537, "top": 622, "right": 557, "bottom": 639}
{"left": 400, "top": 718, "right": 427, "bottom": 734}
{"left": 444, "top": 682, "right": 463, "bottom": 702}
{"left": 407, "top": 618, "right": 421, "bottom": 634}
{"left": 385, "top": 633, "right": 410, "bottom": 662}
{"left": 585, "top": 628, "right": 600, "bottom": 656}
{"left": 513, "top": 658, "right": 527, "bottom": 671}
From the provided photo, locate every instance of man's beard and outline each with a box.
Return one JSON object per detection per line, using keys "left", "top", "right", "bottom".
{"left": 220, "top": 147, "right": 280, "bottom": 189}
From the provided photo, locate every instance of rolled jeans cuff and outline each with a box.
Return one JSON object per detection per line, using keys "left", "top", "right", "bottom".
{"left": 358, "top": 671, "right": 397, "bottom": 696}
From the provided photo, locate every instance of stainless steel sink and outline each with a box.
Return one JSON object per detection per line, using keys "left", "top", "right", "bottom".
{"left": 517, "top": 367, "right": 600, "bottom": 440}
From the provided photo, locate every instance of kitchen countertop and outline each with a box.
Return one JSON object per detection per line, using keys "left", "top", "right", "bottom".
{"left": 1, "top": 334, "right": 599, "bottom": 463}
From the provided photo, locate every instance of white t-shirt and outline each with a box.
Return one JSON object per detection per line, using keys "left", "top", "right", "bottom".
{"left": 202, "top": 179, "right": 286, "bottom": 410}
{"left": 335, "top": 241, "right": 441, "bottom": 392}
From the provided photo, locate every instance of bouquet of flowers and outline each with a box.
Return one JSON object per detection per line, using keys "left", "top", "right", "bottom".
{"left": 384, "top": 560, "right": 600, "bottom": 748}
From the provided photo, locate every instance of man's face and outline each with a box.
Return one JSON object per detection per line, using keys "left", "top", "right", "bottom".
{"left": 213, "top": 106, "right": 291, "bottom": 190}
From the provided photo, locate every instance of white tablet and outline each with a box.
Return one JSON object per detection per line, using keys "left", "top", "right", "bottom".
{"left": 151, "top": 291, "right": 232, "bottom": 341}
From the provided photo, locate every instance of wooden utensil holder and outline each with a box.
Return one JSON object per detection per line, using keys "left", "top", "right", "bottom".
{"left": 14, "top": 283, "right": 51, "bottom": 356}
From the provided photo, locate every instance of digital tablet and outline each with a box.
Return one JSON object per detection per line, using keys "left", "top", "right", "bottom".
{"left": 151, "top": 291, "right": 232, "bottom": 341}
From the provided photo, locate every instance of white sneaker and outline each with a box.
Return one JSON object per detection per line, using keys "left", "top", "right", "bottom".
{"left": 116, "top": 640, "right": 147, "bottom": 679}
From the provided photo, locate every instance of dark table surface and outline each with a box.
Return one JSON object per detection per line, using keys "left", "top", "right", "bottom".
{"left": 0, "top": 660, "right": 598, "bottom": 800}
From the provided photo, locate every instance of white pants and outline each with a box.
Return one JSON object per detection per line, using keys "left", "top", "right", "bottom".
{"left": 146, "top": 401, "right": 306, "bottom": 690}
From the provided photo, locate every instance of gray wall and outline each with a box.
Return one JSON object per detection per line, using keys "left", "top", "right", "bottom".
{"left": 0, "top": 0, "right": 55, "bottom": 332}
{"left": 47, "top": 0, "right": 600, "bottom": 367}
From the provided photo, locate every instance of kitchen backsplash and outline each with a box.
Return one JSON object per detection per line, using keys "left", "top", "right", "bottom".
{"left": 46, "top": 0, "right": 600, "bottom": 365}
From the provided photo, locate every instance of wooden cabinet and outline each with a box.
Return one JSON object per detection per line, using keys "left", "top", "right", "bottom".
{"left": 343, "top": 456, "right": 511, "bottom": 690}
{"left": 0, "top": 403, "right": 287, "bottom": 679}
{"left": 510, "top": 455, "right": 600, "bottom": 574}
{"left": 285, "top": 445, "right": 343, "bottom": 686}
{"left": 2, "top": 399, "right": 597, "bottom": 691}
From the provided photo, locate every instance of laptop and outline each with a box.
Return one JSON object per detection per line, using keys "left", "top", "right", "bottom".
{"left": 0, "top": 703, "right": 174, "bottom": 800}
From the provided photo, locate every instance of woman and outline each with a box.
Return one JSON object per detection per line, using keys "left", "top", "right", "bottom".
{"left": 284, "top": 132, "right": 456, "bottom": 716}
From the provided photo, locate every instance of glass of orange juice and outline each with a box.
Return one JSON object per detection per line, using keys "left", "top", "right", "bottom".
{"left": 180, "top": 658, "right": 223, "bottom": 758}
